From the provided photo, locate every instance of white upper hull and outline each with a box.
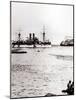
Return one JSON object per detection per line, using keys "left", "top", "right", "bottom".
{"left": 20, "top": 45, "right": 51, "bottom": 48}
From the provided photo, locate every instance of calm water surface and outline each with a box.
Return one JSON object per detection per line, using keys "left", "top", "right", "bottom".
{"left": 11, "top": 46, "right": 73, "bottom": 98}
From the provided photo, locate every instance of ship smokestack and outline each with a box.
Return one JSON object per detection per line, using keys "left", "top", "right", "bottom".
{"left": 33, "top": 33, "right": 35, "bottom": 40}
{"left": 29, "top": 33, "right": 31, "bottom": 40}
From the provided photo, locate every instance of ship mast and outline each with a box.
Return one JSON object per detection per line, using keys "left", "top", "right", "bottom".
{"left": 18, "top": 32, "right": 21, "bottom": 42}
{"left": 17, "top": 28, "right": 22, "bottom": 42}
{"left": 17, "top": 28, "right": 22, "bottom": 47}
{"left": 43, "top": 25, "right": 45, "bottom": 42}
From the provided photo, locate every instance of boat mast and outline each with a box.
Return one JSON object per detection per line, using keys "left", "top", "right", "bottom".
{"left": 18, "top": 32, "right": 21, "bottom": 42}
{"left": 43, "top": 25, "right": 45, "bottom": 42}
{"left": 17, "top": 32, "right": 21, "bottom": 47}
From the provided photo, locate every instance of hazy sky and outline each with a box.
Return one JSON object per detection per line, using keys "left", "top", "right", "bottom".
{"left": 11, "top": 2, "right": 73, "bottom": 44}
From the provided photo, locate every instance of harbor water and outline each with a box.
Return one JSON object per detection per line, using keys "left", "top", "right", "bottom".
{"left": 11, "top": 46, "right": 73, "bottom": 98}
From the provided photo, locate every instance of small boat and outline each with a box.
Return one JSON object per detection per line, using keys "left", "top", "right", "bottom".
{"left": 45, "top": 93, "right": 56, "bottom": 97}
{"left": 12, "top": 51, "right": 27, "bottom": 54}
{"left": 37, "top": 50, "right": 40, "bottom": 52}
{"left": 11, "top": 48, "right": 27, "bottom": 54}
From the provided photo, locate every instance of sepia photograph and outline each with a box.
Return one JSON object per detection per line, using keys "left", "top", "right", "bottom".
{"left": 10, "top": 1, "right": 74, "bottom": 98}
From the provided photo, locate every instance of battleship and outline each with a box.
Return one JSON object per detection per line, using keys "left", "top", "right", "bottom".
{"left": 12, "top": 26, "right": 51, "bottom": 48}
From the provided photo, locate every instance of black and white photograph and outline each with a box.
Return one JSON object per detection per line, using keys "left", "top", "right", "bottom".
{"left": 10, "top": 1, "right": 74, "bottom": 98}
